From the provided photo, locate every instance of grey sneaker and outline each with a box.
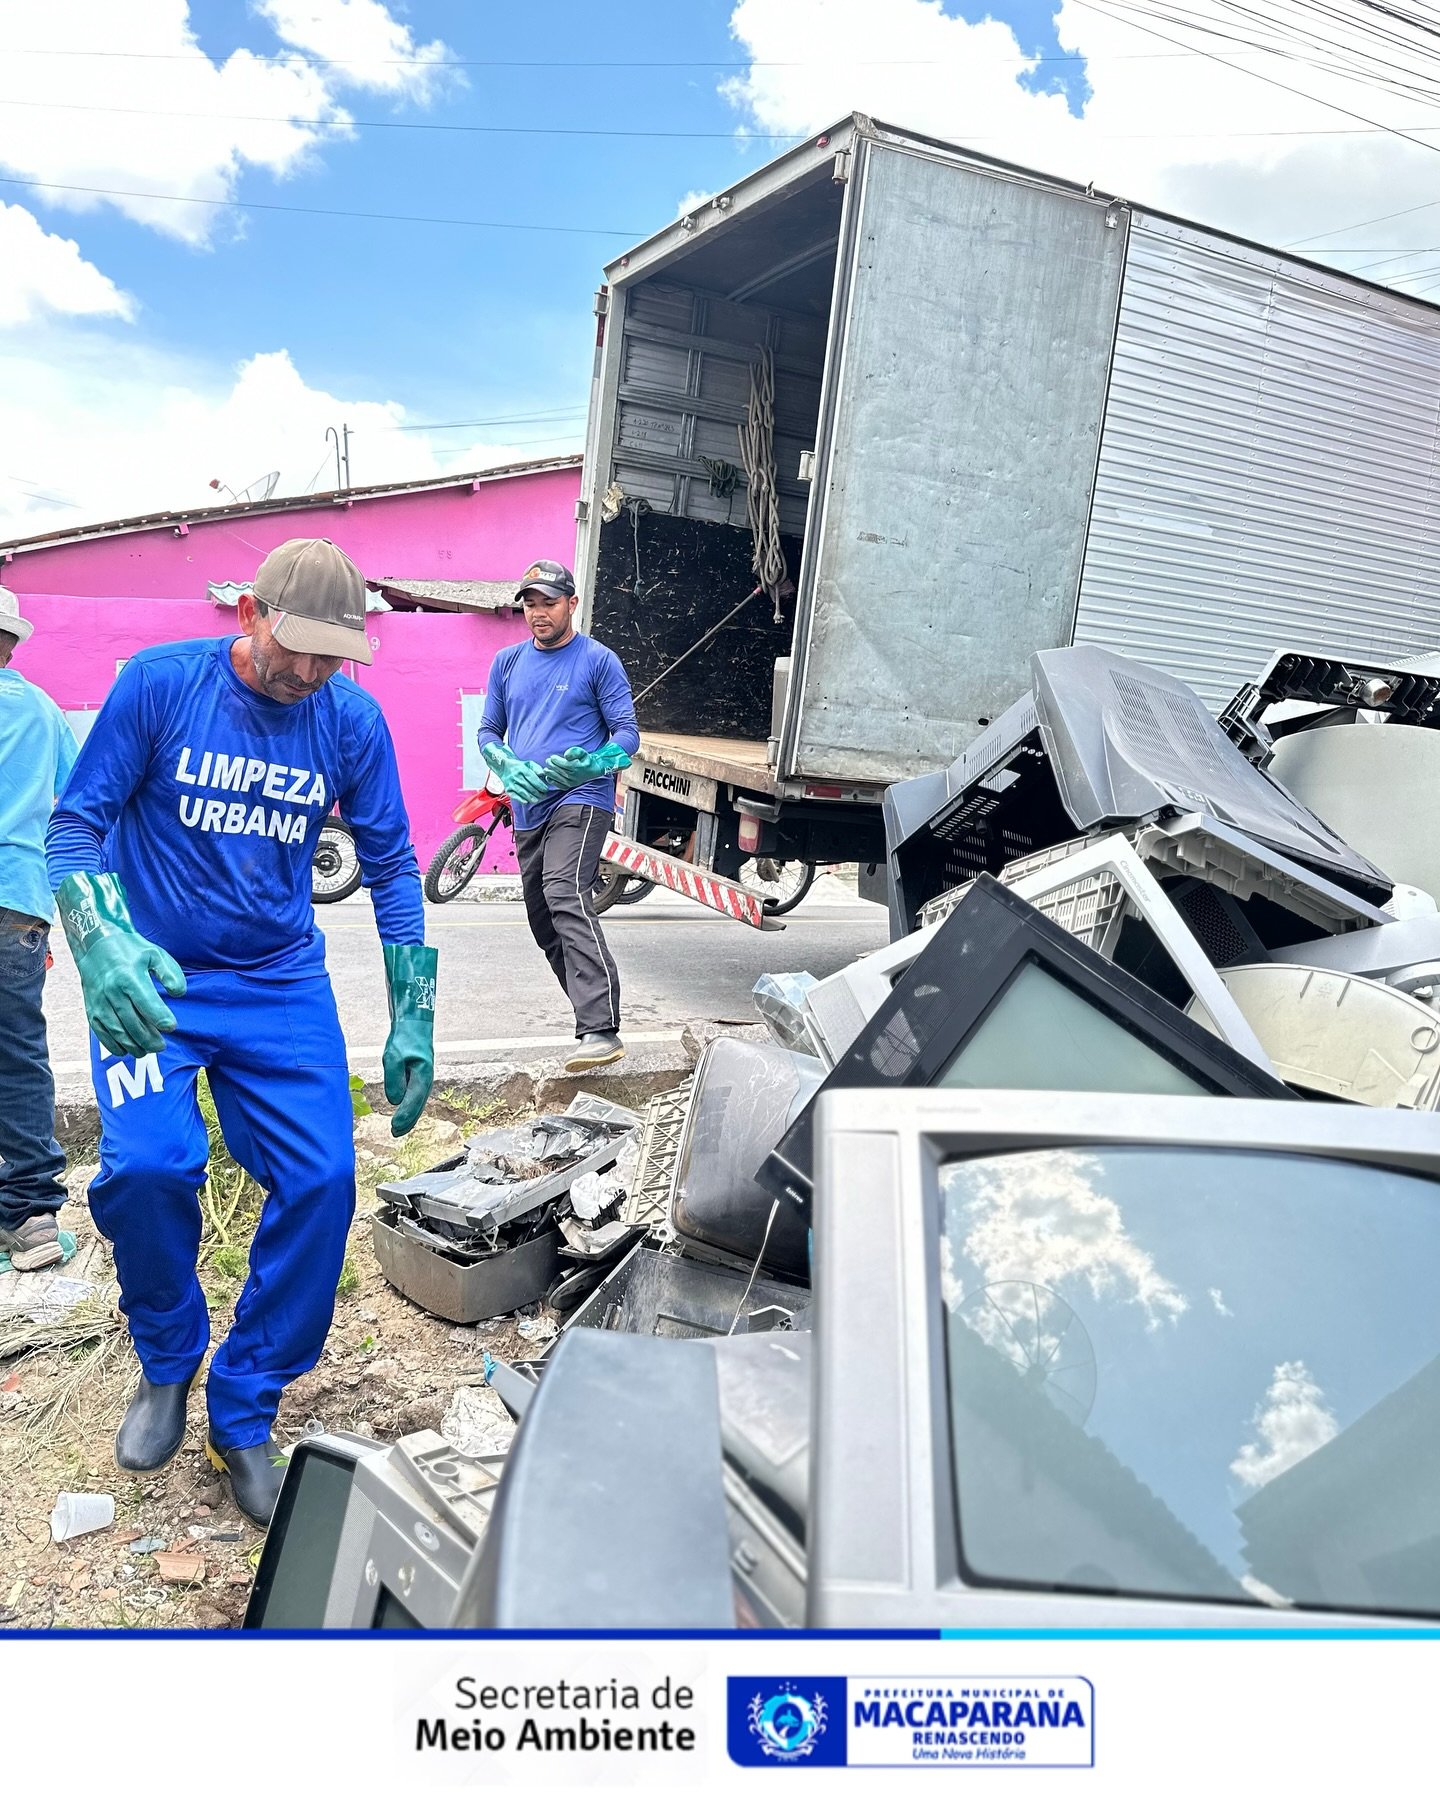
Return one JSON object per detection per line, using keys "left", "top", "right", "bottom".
{"left": 564, "top": 1032, "right": 626, "bottom": 1072}
{"left": 0, "top": 1215, "right": 63, "bottom": 1272}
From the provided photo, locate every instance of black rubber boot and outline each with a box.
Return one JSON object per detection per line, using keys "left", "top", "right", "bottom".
{"left": 206, "top": 1436, "right": 289, "bottom": 1529}
{"left": 115, "top": 1370, "right": 198, "bottom": 1475}
{"left": 564, "top": 1032, "right": 625, "bottom": 1072}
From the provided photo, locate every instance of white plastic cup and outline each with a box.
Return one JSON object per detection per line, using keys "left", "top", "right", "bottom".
{"left": 49, "top": 1490, "right": 115, "bottom": 1543}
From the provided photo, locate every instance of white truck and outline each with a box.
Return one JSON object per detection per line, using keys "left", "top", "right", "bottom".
{"left": 578, "top": 112, "right": 1440, "bottom": 927}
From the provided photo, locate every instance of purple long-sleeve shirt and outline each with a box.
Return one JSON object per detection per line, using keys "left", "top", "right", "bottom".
{"left": 477, "top": 632, "right": 639, "bottom": 830}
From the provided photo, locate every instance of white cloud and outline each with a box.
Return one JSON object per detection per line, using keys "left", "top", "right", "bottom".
{"left": 1209, "top": 1288, "right": 1232, "bottom": 1317}
{"left": 0, "top": 203, "right": 133, "bottom": 326}
{"left": 719, "top": 0, "right": 1440, "bottom": 279}
{"left": 0, "top": 0, "right": 457, "bottom": 244}
{"left": 677, "top": 188, "right": 716, "bottom": 217}
{"left": 952, "top": 1149, "right": 1188, "bottom": 1331}
{"left": 255, "top": 0, "right": 457, "bottom": 101}
{"left": 0, "top": 336, "right": 578, "bottom": 539}
{"left": 1230, "top": 1359, "right": 1339, "bottom": 1490}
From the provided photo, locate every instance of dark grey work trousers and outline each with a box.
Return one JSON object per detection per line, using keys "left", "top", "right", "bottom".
{"left": 514, "top": 803, "right": 622, "bottom": 1038}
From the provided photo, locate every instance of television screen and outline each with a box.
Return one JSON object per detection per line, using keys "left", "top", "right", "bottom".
{"left": 762, "top": 878, "right": 1288, "bottom": 1213}
{"left": 939, "top": 1143, "right": 1440, "bottom": 1618}
{"left": 244, "top": 1442, "right": 362, "bottom": 1630}
{"left": 937, "top": 962, "right": 1211, "bottom": 1096}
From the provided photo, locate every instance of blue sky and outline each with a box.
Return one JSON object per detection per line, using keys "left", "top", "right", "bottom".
{"left": 136, "top": 0, "right": 777, "bottom": 443}
{"left": 5, "top": 0, "right": 1440, "bottom": 534}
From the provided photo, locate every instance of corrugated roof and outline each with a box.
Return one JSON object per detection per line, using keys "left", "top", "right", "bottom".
{"left": 0, "top": 454, "right": 583, "bottom": 557}
{"left": 374, "top": 579, "right": 519, "bottom": 613}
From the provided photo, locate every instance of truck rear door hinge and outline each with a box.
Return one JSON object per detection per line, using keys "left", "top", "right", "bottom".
{"left": 832, "top": 148, "right": 851, "bottom": 184}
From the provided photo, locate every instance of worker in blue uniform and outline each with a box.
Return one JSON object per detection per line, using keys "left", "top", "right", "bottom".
{"left": 46, "top": 538, "right": 436, "bottom": 1528}
{"left": 479, "top": 559, "right": 639, "bottom": 1071}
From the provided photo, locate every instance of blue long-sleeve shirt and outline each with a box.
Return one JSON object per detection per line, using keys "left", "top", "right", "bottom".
{"left": 0, "top": 667, "right": 78, "bottom": 923}
{"left": 46, "top": 637, "right": 423, "bottom": 977}
{"left": 477, "top": 632, "right": 640, "bottom": 830}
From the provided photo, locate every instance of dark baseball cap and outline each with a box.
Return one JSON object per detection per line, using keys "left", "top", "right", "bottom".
{"left": 515, "top": 559, "right": 576, "bottom": 601}
{"left": 252, "top": 538, "right": 373, "bottom": 665}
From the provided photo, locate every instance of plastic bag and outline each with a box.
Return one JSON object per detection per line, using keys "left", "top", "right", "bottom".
{"left": 752, "top": 970, "right": 821, "bottom": 1053}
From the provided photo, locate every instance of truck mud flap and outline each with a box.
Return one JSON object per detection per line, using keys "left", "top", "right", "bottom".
{"left": 601, "top": 833, "right": 783, "bottom": 930}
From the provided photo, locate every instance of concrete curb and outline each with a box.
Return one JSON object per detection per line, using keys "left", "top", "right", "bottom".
{"left": 53, "top": 1019, "right": 774, "bottom": 1147}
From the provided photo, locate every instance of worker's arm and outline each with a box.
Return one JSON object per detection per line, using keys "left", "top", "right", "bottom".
{"left": 475, "top": 650, "right": 551, "bottom": 803}
{"left": 474, "top": 650, "right": 509, "bottom": 759}
{"left": 336, "top": 708, "right": 425, "bottom": 946}
{"left": 45, "top": 664, "right": 186, "bottom": 1057}
{"left": 337, "top": 711, "right": 435, "bottom": 1136}
{"left": 53, "top": 707, "right": 79, "bottom": 801}
{"left": 46, "top": 660, "right": 154, "bottom": 885}
{"left": 595, "top": 644, "right": 640, "bottom": 759}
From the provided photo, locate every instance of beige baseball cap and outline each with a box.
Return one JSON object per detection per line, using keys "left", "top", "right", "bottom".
{"left": 252, "top": 538, "right": 373, "bottom": 665}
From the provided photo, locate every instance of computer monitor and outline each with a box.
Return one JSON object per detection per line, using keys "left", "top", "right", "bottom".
{"left": 244, "top": 1435, "right": 385, "bottom": 1630}
{"left": 805, "top": 834, "right": 1276, "bottom": 1070}
{"left": 763, "top": 876, "right": 1292, "bottom": 1214}
{"left": 808, "top": 1085, "right": 1440, "bottom": 1629}
{"left": 244, "top": 1430, "right": 508, "bottom": 1631}
{"left": 885, "top": 645, "right": 1394, "bottom": 936}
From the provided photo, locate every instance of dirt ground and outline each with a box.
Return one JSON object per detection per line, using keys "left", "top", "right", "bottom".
{"left": 0, "top": 1096, "right": 531, "bottom": 1633}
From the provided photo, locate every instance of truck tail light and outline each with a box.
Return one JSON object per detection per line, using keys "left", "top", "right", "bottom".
{"left": 738, "top": 814, "right": 761, "bottom": 853}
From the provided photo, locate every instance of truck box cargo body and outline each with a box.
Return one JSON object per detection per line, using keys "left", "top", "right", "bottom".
{"left": 578, "top": 115, "right": 1440, "bottom": 923}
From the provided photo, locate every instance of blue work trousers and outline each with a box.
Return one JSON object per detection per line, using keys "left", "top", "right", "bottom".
{"left": 0, "top": 908, "right": 67, "bottom": 1233}
{"left": 87, "top": 967, "right": 355, "bottom": 1449}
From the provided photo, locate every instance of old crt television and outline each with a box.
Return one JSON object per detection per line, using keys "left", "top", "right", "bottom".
{"left": 807, "top": 1087, "right": 1440, "bottom": 1630}
{"left": 762, "top": 876, "right": 1291, "bottom": 1215}
{"left": 245, "top": 1431, "right": 507, "bottom": 1631}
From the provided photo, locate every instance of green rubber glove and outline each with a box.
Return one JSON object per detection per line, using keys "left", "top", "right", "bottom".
{"left": 56, "top": 872, "right": 187, "bottom": 1059}
{"left": 383, "top": 942, "right": 438, "bottom": 1138}
{"left": 542, "top": 742, "right": 632, "bottom": 792}
{"left": 482, "top": 741, "right": 551, "bottom": 807}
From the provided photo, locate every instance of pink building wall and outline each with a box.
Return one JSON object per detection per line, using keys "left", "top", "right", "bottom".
{"left": 4, "top": 465, "right": 582, "bottom": 870}
{"left": 1, "top": 464, "right": 581, "bottom": 599}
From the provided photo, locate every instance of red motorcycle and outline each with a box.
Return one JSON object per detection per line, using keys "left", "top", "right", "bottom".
{"left": 423, "top": 773, "right": 514, "bottom": 904}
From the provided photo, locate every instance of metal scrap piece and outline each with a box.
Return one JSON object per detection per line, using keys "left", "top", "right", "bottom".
{"left": 622, "top": 1081, "right": 694, "bottom": 1231}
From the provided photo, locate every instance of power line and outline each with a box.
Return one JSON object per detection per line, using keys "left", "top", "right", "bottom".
{"left": 1288, "top": 194, "right": 1440, "bottom": 247}
{"left": 10, "top": 92, "right": 1440, "bottom": 147}
{"left": 302, "top": 448, "right": 335, "bottom": 496}
{"left": 361, "top": 408, "right": 588, "bottom": 435}
{"left": 1203, "top": 0, "right": 1440, "bottom": 106}
{"left": 1, "top": 472, "right": 80, "bottom": 509}
{"left": 1074, "top": 0, "right": 1440, "bottom": 169}
{"left": 0, "top": 173, "right": 640, "bottom": 236}
{"left": 0, "top": 97, "right": 809, "bottom": 141}
{"left": 0, "top": 46, "right": 1253, "bottom": 69}
{"left": 429, "top": 431, "right": 585, "bottom": 459}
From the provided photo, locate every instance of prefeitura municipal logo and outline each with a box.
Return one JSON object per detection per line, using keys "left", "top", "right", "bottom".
{"left": 752, "top": 1688, "right": 827, "bottom": 1760}
{"left": 727, "top": 1679, "right": 847, "bottom": 1768}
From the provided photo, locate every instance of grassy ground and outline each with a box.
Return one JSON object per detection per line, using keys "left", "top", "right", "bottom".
{"left": 0, "top": 1085, "right": 527, "bottom": 1632}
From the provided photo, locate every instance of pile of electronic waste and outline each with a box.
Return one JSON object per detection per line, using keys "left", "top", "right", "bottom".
{"left": 254, "top": 642, "right": 1440, "bottom": 1633}
{"left": 371, "top": 1094, "right": 647, "bottom": 1323}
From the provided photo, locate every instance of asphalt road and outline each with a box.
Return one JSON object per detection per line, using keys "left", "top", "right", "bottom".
{"left": 41, "top": 878, "right": 889, "bottom": 1084}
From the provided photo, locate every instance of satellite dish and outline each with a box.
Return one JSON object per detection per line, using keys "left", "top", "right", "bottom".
{"left": 238, "top": 471, "right": 281, "bottom": 502}
{"left": 958, "top": 1280, "right": 1097, "bottom": 1425}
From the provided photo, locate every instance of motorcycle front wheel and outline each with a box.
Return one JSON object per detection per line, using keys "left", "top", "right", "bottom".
{"left": 425, "top": 821, "right": 500, "bottom": 904}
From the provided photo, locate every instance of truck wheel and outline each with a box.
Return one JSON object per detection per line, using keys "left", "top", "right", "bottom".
{"left": 740, "top": 858, "right": 817, "bottom": 916}
{"left": 591, "top": 860, "right": 652, "bottom": 915}
{"left": 312, "top": 819, "right": 363, "bottom": 904}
